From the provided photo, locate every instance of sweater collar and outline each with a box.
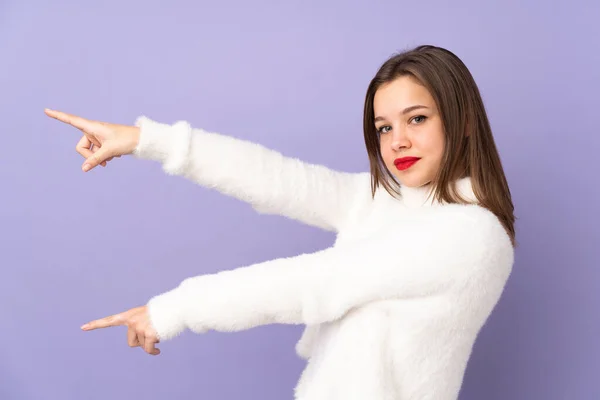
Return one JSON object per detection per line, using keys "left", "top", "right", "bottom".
{"left": 399, "top": 176, "right": 475, "bottom": 208}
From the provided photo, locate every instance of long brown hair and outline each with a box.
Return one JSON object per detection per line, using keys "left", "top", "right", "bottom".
{"left": 363, "top": 45, "right": 517, "bottom": 247}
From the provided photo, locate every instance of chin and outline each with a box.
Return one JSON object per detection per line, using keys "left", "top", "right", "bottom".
{"left": 395, "top": 174, "right": 431, "bottom": 188}
{"left": 386, "top": 162, "right": 434, "bottom": 188}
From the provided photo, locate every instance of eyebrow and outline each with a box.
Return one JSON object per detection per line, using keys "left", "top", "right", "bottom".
{"left": 374, "top": 105, "right": 429, "bottom": 123}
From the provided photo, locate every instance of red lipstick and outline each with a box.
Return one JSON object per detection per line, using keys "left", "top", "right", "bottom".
{"left": 394, "top": 157, "right": 420, "bottom": 171}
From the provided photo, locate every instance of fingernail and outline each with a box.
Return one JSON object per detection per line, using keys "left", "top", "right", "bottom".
{"left": 81, "top": 324, "right": 89, "bottom": 330}
{"left": 82, "top": 164, "right": 90, "bottom": 172}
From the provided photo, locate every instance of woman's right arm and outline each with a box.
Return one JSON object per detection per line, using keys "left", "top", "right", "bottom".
{"left": 132, "top": 116, "right": 369, "bottom": 232}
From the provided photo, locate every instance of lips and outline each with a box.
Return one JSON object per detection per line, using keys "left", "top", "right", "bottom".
{"left": 394, "top": 157, "right": 421, "bottom": 165}
{"left": 394, "top": 157, "right": 420, "bottom": 171}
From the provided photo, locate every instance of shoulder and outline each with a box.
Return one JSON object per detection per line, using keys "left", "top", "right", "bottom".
{"left": 342, "top": 172, "right": 379, "bottom": 213}
{"left": 441, "top": 205, "right": 515, "bottom": 294}
{"left": 432, "top": 202, "right": 505, "bottom": 232}
{"left": 424, "top": 203, "right": 514, "bottom": 261}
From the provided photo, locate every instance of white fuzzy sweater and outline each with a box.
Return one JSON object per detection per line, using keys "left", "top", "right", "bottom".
{"left": 131, "top": 116, "right": 514, "bottom": 400}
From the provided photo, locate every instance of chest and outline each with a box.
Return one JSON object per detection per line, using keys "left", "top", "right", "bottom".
{"left": 334, "top": 195, "right": 432, "bottom": 247}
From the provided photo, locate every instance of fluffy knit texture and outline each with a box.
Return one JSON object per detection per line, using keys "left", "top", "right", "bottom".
{"left": 132, "top": 116, "right": 514, "bottom": 400}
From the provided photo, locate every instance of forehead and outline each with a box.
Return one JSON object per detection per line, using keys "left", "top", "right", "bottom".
{"left": 373, "top": 75, "right": 435, "bottom": 111}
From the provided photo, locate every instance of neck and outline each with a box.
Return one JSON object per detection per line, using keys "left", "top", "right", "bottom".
{"left": 399, "top": 176, "right": 474, "bottom": 208}
{"left": 399, "top": 181, "right": 435, "bottom": 208}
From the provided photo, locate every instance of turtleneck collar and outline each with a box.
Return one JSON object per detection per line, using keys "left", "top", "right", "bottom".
{"left": 398, "top": 176, "right": 475, "bottom": 208}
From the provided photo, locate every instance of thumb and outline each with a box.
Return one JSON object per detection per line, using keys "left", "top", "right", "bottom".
{"left": 83, "top": 147, "right": 113, "bottom": 172}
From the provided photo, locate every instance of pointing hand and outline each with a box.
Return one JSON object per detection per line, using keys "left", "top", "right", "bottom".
{"left": 45, "top": 108, "right": 140, "bottom": 172}
{"left": 81, "top": 306, "right": 161, "bottom": 356}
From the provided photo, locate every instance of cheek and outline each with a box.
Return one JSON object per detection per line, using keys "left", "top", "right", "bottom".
{"left": 379, "top": 139, "right": 395, "bottom": 165}
{"left": 417, "top": 129, "right": 445, "bottom": 158}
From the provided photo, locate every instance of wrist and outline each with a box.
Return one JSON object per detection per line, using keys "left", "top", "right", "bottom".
{"left": 127, "top": 126, "right": 141, "bottom": 155}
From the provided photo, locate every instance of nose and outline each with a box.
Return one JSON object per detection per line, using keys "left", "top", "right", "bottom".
{"left": 390, "top": 127, "right": 410, "bottom": 151}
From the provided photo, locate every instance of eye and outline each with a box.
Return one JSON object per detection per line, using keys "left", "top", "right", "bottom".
{"left": 376, "top": 125, "right": 391, "bottom": 134}
{"left": 410, "top": 115, "right": 427, "bottom": 124}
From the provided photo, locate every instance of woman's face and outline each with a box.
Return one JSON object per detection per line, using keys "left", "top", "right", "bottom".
{"left": 373, "top": 75, "right": 445, "bottom": 188}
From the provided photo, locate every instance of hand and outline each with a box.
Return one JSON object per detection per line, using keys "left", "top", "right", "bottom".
{"left": 45, "top": 108, "right": 140, "bottom": 172}
{"left": 81, "top": 306, "right": 161, "bottom": 356}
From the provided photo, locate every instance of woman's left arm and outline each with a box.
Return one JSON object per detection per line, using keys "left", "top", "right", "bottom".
{"left": 148, "top": 205, "right": 514, "bottom": 341}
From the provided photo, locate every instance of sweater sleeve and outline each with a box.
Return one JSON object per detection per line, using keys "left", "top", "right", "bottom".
{"left": 146, "top": 205, "right": 514, "bottom": 341}
{"left": 131, "top": 116, "right": 367, "bottom": 232}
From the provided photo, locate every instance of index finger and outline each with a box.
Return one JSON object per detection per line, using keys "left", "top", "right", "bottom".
{"left": 44, "top": 108, "right": 94, "bottom": 131}
{"left": 81, "top": 313, "right": 126, "bottom": 331}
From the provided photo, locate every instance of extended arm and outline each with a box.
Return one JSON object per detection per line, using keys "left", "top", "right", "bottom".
{"left": 132, "top": 116, "right": 368, "bottom": 232}
{"left": 146, "top": 205, "right": 514, "bottom": 341}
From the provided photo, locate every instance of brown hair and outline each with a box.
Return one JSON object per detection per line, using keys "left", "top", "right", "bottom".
{"left": 363, "top": 45, "right": 517, "bottom": 247}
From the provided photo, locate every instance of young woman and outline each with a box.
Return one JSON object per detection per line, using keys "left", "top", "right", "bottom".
{"left": 45, "top": 44, "right": 516, "bottom": 400}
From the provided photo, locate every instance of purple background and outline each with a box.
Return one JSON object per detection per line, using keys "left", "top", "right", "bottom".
{"left": 1, "top": 1, "right": 598, "bottom": 399}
